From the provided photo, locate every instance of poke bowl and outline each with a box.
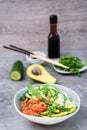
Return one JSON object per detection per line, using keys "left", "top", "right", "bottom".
{"left": 14, "top": 84, "right": 80, "bottom": 125}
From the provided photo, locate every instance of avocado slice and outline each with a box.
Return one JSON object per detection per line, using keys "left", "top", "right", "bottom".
{"left": 26, "top": 64, "right": 56, "bottom": 84}
{"left": 51, "top": 106, "right": 77, "bottom": 117}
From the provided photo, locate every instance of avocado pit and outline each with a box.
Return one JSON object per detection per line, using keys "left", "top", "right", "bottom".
{"left": 31, "top": 66, "right": 42, "bottom": 75}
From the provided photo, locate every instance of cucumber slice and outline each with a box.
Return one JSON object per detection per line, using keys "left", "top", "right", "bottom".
{"left": 25, "top": 93, "right": 31, "bottom": 98}
{"left": 10, "top": 71, "right": 21, "bottom": 80}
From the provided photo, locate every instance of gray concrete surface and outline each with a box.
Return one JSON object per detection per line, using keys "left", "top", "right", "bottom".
{"left": 0, "top": 50, "right": 87, "bottom": 130}
{"left": 0, "top": 0, "right": 87, "bottom": 130}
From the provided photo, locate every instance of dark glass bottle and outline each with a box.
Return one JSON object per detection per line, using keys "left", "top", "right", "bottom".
{"left": 48, "top": 15, "right": 60, "bottom": 58}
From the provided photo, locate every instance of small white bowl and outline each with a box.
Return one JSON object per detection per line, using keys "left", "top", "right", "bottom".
{"left": 14, "top": 84, "right": 80, "bottom": 125}
{"left": 26, "top": 51, "right": 46, "bottom": 64}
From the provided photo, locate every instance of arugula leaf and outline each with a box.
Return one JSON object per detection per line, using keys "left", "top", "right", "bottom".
{"left": 58, "top": 106, "right": 70, "bottom": 111}
{"left": 20, "top": 94, "right": 26, "bottom": 101}
{"left": 55, "top": 55, "right": 85, "bottom": 77}
{"left": 41, "top": 85, "right": 49, "bottom": 96}
{"left": 33, "top": 114, "right": 39, "bottom": 117}
{"left": 42, "top": 98, "right": 53, "bottom": 105}
{"left": 69, "top": 97, "right": 73, "bottom": 102}
{"left": 47, "top": 106, "right": 56, "bottom": 117}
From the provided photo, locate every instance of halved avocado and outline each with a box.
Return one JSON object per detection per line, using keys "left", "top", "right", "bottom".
{"left": 26, "top": 64, "right": 56, "bottom": 84}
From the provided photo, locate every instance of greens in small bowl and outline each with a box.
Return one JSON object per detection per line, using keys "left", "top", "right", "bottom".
{"left": 14, "top": 84, "right": 80, "bottom": 125}
{"left": 53, "top": 55, "right": 87, "bottom": 77}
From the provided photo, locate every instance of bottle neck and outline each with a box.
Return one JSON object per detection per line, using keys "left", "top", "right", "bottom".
{"left": 50, "top": 23, "right": 57, "bottom": 34}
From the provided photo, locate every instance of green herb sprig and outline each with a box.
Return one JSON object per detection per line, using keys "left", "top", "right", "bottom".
{"left": 55, "top": 56, "right": 85, "bottom": 77}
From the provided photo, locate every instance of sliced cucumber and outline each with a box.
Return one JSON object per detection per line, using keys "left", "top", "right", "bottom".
{"left": 25, "top": 93, "right": 31, "bottom": 98}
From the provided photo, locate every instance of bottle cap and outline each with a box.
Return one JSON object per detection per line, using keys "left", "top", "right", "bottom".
{"left": 50, "top": 15, "right": 58, "bottom": 23}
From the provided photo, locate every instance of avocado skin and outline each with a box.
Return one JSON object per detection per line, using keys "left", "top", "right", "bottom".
{"left": 26, "top": 64, "right": 56, "bottom": 84}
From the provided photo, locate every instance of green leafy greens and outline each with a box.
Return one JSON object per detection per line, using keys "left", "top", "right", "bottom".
{"left": 55, "top": 55, "right": 85, "bottom": 77}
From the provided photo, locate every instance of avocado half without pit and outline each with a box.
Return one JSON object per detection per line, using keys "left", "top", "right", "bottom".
{"left": 26, "top": 64, "right": 56, "bottom": 84}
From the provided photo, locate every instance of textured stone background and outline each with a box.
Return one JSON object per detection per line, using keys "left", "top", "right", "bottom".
{"left": 0, "top": 0, "right": 87, "bottom": 130}
{"left": 0, "top": 0, "right": 87, "bottom": 53}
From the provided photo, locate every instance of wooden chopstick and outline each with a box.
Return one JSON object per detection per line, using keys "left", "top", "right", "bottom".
{"left": 3, "top": 45, "right": 69, "bottom": 69}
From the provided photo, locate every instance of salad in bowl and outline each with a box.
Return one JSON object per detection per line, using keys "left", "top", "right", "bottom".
{"left": 14, "top": 84, "right": 80, "bottom": 125}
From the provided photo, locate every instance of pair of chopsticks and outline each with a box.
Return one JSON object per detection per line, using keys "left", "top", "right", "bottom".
{"left": 3, "top": 45, "right": 69, "bottom": 69}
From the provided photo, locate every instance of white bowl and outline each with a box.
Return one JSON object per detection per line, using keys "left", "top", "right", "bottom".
{"left": 26, "top": 51, "right": 46, "bottom": 64}
{"left": 14, "top": 84, "right": 80, "bottom": 125}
